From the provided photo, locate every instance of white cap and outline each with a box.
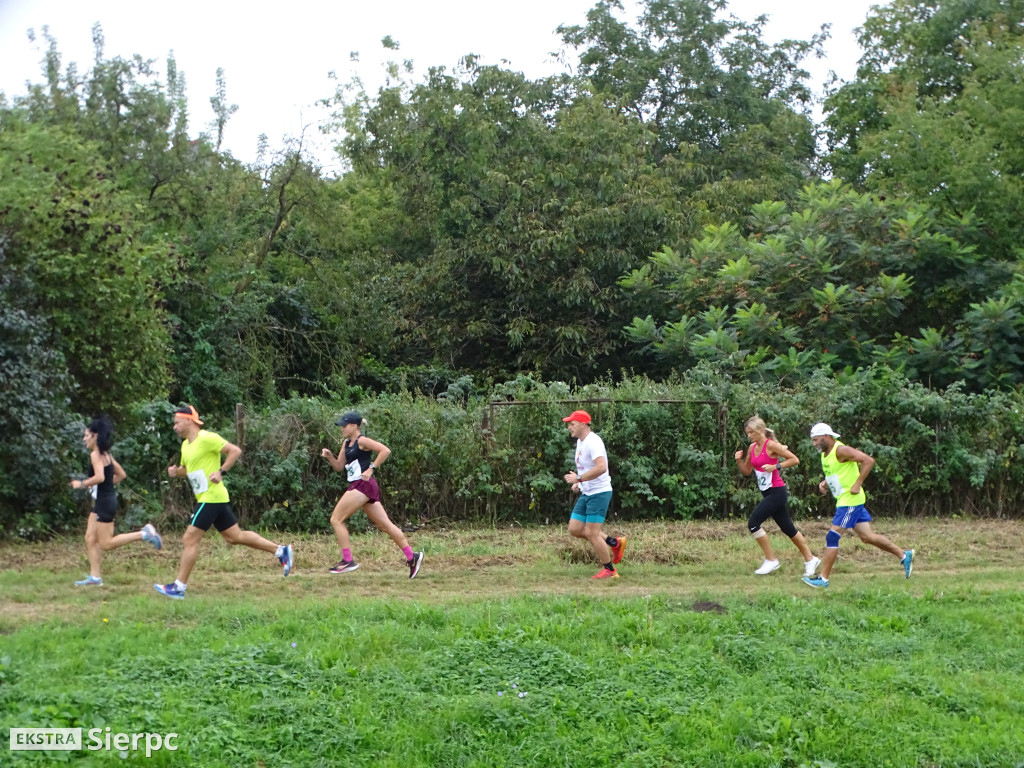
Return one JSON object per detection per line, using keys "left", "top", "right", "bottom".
{"left": 810, "top": 422, "right": 840, "bottom": 438}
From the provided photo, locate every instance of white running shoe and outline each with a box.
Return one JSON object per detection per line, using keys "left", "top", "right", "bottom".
{"left": 804, "top": 556, "right": 822, "bottom": 577}
{"left": 141, "top": 523, "right": 162, "bottom": 550}
{"left": 755, "top": 559, "right": 781, "bottom": 575}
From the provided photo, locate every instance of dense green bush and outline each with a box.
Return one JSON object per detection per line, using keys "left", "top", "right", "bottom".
{"left": 222, "top": 367, "right": 1024, "bottom": 528}
{"left": 8, "top": 365, "right": 1024, "bottom": 539}
{"left": 0, "top": 297, "right": 80, "bottom": 538}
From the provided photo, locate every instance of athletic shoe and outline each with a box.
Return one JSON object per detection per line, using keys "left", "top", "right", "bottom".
{"left": 610, "top": 536, "right": 628, "bottom": 565}
{"left": 803, "top": 556, "right": 822, "bottom": 577}
{"left": 329, "top": 560, "right": 360, "bottom": 574}
{"left": 755, "top": 559, "right": 781, "bottom": 575}
{"left": 408, "top": 551, "right": 424, "bottom": 579}
{"left": 902, "top": 549, "right": 914, "bottom": 579}
{"left": 154, "top": 583, "right": 186, "bottom": 599}
{"left": 141, "top": 523, "right": 162, "bottom": 550}
{"left": 279, "top": 544, "right": 294, "bottom": 577}
{"left": 74, "top": 575, "right": 102, "bottom": 586}
{"left": 591, "top": 567, "right": 619, "bottom": 580}
{"left": 802, "top": 576, "right": 829, "bottom": 589}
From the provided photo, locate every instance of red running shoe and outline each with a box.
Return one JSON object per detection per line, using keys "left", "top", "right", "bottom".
{"left": 610, "top": 536, "right": 628, "bottom": 565}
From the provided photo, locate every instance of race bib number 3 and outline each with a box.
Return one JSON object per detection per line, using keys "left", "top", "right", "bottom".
{"left": 825, "top": 473, "right": 845, "bottom": 498}
{"left": 187, "top": 469, "right": 209, "bottom": 496}
{"left": 345, "top": 459, "right": 362, "bottom": 483}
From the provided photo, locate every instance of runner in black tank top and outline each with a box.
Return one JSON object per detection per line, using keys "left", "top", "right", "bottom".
{"left": 71, "top": 415, "right": 162, "bottom": 586}
{"left": 320, "top": 411, "right": 423, "bottom": 579}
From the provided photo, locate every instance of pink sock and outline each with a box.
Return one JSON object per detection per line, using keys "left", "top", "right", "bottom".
{"left": 342, "top": 548, "right": 352, "bottom": 562}
{"left": 402, "top": 546, "right": 414, "bottom": 561}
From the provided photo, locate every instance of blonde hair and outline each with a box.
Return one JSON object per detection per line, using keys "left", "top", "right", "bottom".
{"left": 745, "top": 415, "right": 778, "bottom": 442}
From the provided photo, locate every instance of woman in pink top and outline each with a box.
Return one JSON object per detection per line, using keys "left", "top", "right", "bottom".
{"left": 734, "top": 416, "right": 820, "bottom": 577}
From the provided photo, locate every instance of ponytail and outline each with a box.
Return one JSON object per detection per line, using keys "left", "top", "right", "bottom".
{"left": 87, "top": 414, "right": 114, "bottom": 453}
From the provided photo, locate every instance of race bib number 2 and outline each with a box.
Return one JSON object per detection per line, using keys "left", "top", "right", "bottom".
{"left": 187, "top": 469, "right": 209, "bottom": 496}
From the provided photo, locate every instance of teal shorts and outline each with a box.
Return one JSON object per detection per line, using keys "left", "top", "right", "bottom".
{"left": 570, "top": 491, "right": 613, "bottom": 524}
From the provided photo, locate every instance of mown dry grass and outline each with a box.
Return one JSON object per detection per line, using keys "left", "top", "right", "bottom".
{"left": 1, "top": 517, "right": 1019, "bottom": 632}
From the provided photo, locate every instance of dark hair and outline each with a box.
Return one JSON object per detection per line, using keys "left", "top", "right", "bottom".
{"left": 87, "top": 414, "right": 115, "bottom": 453}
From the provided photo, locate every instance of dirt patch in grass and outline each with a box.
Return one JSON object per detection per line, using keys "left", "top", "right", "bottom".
{"left": 691, "top": 600, "right": 727, "bottom": 614}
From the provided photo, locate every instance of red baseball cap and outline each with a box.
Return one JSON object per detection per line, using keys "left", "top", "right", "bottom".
{"left": 562, "top": 410, "right": 591, "bottom": 424}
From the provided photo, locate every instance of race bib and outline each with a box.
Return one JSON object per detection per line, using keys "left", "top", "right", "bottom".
{"left": 186, "top": 469, "right": 209, "bottom": 496}
{"left": 89, "top": 485, "right": 98, "bottom": 500}
{"left": 825, "top": 473, "right": 845, "bottom": 498}
{"left": 345, "top": 459, "right": 362, "bottom": 483}
{"left": 754, "top": 468, "right": 773, "bottom": 491}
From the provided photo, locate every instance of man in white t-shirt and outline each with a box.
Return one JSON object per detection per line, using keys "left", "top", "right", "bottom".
{"left": 562, "top": 410, "right": 627, "bottom": 579}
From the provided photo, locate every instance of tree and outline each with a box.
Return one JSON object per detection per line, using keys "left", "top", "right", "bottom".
{"left": 11, "top": 25, "right": 198, "bottom": 201}
{"left": 0, "top": 239, "right": 80, "bottom": 536}
{"left": 825, "top": 0, "right": 1024, "bottom": 258}
{"left": 332, "top": 57, "right": 689, "bottom": 379}
{"left": 0, "top": 119, "right": 173, "bottom": 414}
{"left": 559, "top": 0, "right": 826, "bottom": 215}
{"left": 209, "top": 67, "right": 238, "bottom": 152}
{"left": 622, "top": 181, "right": 1008, "bottom": 386}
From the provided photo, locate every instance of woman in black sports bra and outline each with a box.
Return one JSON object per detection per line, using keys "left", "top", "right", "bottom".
{"left": 70, "top": 415, "right": 163, "bottom": 586}
{"left": 320, "top": 412, "right": 423, "bottom": 579}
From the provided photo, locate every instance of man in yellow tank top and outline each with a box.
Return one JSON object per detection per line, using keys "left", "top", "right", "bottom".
{"left": 802, "top": 422, "right": 914, "bottom": 589}
{"left": 154, "top": 405, "right": 294, "bottom": 599}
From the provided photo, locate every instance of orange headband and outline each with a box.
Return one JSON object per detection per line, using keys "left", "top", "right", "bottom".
{"left": 174, "top": 405, "right": 203, "bottom": 425}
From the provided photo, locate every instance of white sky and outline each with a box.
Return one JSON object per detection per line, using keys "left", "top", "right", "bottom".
{"left": 0, "top": 0, "right": 881, "bottom": 171}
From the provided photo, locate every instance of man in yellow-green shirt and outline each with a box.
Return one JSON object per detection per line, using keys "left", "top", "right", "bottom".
{"left": 802, "top": 422, "right": 914, "bottom": 589}
{"left": 154, "top": 405, "right": 294, "bottom": 599}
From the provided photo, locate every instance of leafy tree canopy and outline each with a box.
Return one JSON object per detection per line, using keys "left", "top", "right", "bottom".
{"left": 623, "top": 180, "right": 1021, "bottom": 389}
{"left": 825, "top": 0, "right": 1024, "bottom": 258}
{"left": 559, "top": 0, "right": 826, "bottom": 211}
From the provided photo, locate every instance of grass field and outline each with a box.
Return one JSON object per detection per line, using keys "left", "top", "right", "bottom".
{"left": 1, "top": 518, "right": 1022, "bottom": 767}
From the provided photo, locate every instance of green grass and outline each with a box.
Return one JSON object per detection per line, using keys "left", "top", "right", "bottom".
{"left": 1, "top": 519, "right": 1023, "bottom": 767}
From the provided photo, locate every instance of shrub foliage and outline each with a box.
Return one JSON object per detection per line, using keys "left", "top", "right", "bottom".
{"left": 9, "top": 366, "right": 1021, "bottom": 538}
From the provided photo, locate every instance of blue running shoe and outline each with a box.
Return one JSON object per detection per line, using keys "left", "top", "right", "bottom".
{"left": 902, "top": 549, "right": 914, "bottom": 579}
{"left": 74, "top": 575, "right": 103, "bottom": 586}
{"left": 141, "top": 523, "right": 162, "bottom": 550}
{"left": 154, "top": 583, "right": 186, "bottom": 599}
{"left": 279, "top": 544, "right": 294, "bottom": 577}
{"left": 802, "top": 575, "right": 829, "bottom": 589}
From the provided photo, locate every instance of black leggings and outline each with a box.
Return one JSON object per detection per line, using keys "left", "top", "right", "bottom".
{"left": 747, "top": 486, "right": 799, "bottom": 538}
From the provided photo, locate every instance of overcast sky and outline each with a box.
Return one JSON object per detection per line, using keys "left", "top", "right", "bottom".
{"left": 0, "top": 0, "right": 881, "bottom": 170}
